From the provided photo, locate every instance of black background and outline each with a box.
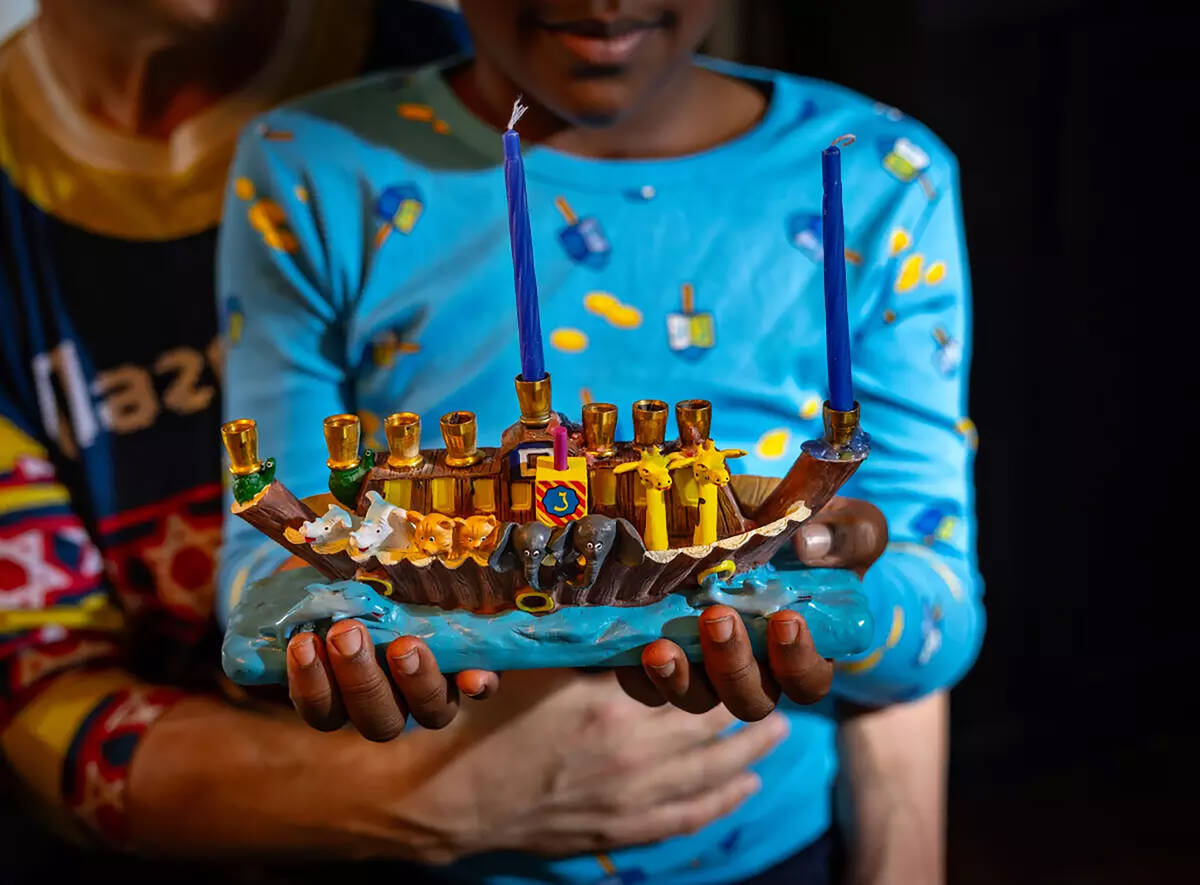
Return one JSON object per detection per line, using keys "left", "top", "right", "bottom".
{"left": 4, "top": 1, "right": 1194, "bottom": 882}
{"left": 721, "top": 0, "right": 1192, "bottom": 880}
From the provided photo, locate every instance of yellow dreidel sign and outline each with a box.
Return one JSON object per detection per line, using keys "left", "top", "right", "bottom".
{"left": 534, "top": 426, "right": 588, "bottom": 528}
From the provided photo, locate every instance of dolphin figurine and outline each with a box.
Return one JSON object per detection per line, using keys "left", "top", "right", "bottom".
{"left": 272, "top": 581, "right": 391, "bottom": 648}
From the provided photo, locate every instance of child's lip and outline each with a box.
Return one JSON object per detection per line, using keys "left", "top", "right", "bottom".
{"left": 549, "top": 29, "right": 649, "bottom": 65}
{"left": 538, "top": 15, "right": 662, "bottom": 38}
{"left": 537, "top": 15, "right": 665, "bottom": 65}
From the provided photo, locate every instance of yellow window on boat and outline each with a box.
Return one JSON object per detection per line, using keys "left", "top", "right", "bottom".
{"left": 592, "top": 469, "right": 616, "bottom": 507}
{"left": 383, "top": 479, "right": 412, "bottom": 509}
{"left": 431, "top": 477, "right": 455, "bottom": 513}
{"left": 674, "top": 470, "right": 700, "bottom": 506}
{"left": 472, "top": 479, "right": 496, "bottom": 512}
{"left": 511, "top": 481, "right": 532, "bottom": 511}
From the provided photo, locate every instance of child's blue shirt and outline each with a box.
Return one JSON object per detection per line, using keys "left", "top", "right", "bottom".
{"left": 217, "top": 59, "right": 984, "bottom": 884}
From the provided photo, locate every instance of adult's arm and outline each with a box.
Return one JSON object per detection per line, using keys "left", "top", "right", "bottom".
{"left": 0, "top": 407, "right": 182, "bottom": 845}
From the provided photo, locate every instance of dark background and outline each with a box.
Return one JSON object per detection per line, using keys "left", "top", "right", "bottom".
{"left": 713, "top": 0, "right": 1191, "bottom": 881}
{"left": 4, "top": 1, "right": 1192, "bottom": 882}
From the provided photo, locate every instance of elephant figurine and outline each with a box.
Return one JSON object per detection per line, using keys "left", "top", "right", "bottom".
{"left": 489, "top": 521, "right": 553, "bottom": 590}
{"left": 547, "top": 515, "right": 645, "bottom": 591}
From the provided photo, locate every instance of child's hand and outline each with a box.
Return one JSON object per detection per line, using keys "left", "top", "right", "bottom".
{"left": 286, "top": 624, "right": 500, "bottom": 740}
{"left": 616, "top": 496, "right": 887, "bottom": 721}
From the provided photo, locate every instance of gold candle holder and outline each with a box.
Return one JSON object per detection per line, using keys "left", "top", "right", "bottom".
{"left": 514, "top": 373, "right": 553, "bottom": 427}
{"left": 323, "top": 414, "right": 362, "bottom": 470}
{"left": 582, "top": 402, "right": 618, "bottom": 458}
{"left": 384, "top": 412, "right": 423, "bottom": 468}
{"left": 632, "top": 399, "right": 668, "bottom": 449}
{"left": 675, "top": 399, "right": 712, "bottom": 448}
{"left": 221, "top": 418, "right": 262, "bottom": 476}
{"left": 823, "top": 401, "right": 861, "bottom": 448}
{"left": 441, "top": 410, "right": 482, "bottom": 467}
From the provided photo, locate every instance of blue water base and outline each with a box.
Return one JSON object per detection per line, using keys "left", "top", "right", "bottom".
{"left": 222, "top": 563, "right": 874, "bottom": 685}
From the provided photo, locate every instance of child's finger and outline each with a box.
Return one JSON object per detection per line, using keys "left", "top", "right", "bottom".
{"left": 326, "top": 619, "right": 408, "bottom": 741}
{"left": 286, "top": 631, "right": 347, "bottom": 732}
{"left": 614, "top": 665, "right": 670, "bottom": 707}
{"left": 641, "top": 638, "right": 721, "bottom": 714}
{"left": 766, "top": 612, "right": 834, "bottom": 705}
{"left": 456, "top": 669, "right": 501, "bottom": 700}
{"left": 386, "top": 637, "right": 460, "bottom": 729}
{"left": 698, "top": 607, "right": 780, "bottom": 722}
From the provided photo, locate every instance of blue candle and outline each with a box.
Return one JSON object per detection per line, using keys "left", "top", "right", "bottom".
{"left": 821, "top": 135, "right": 855, "bottom": 412}
{"left": 502, "top": 98, "right": 546, "bottom": 382}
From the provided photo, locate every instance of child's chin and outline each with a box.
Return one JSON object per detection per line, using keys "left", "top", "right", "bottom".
{"left": 550, "top": 81, "right": 646, "bottom": 128}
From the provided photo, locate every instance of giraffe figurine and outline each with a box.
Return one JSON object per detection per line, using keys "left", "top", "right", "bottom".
{"left": 670, "top": 439, "right": 748, "bottom": 546}
{"left": 614, "top": 445, "right": 690, "bottom": 551}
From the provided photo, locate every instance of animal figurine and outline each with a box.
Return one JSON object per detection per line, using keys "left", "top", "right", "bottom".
{"left": 613, "top": 445, "right": 690, "bottom": 551}
{"left": 669, "top": 439, "right": 748, "bottom": 545}
{"left": 232, "top": 457, "right": 276, "bottom": 505}
{"left": 348, "top": 490, "right": 413, "bottom": 564}
{"left": 547, "top": 514, "right": 644, "bottom": 590}
{"left": 329, "top": 449, "right": 376, "bottom": 508}
{"left": 449, "top": 514, "right": 502, "bottom": 566}
{"left": 405, "top": 511, "right": 457, "bottom": 559}
{"left": 272, "top": 581, "right": 390, "bottom": 648}
{"left": 489, "top": 521, "right": 553, "bottom": 589}
{"left": 283, "top": 503, "right": 355, "bottom": 554}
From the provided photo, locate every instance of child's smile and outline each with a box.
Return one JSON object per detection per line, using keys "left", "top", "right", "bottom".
{"left": 534, "top": 9, "right": 673, "bottom": 68}
{"left": 457, "top": 1, "right": 718, "bottom": 132}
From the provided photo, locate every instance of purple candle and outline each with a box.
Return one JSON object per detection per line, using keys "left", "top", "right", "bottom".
{"left": 502, "top": 98, "right": 546, "bottom": 382}
{"left": 552, "top": 425, "right": 568, "bottom": 470}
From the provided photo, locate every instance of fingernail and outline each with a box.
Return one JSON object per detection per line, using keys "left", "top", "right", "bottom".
{"left": 649, "top": 659, "right": 675, "bottom": 679}
{"left": 740, "top": 772, "right": 762, "bottom": 795}
{"left": 330, "top": 625, "right": 362, "bottom": 657}
{"left": 291, "top": 635, "right": 316, "bottom": 667}
{"left": 798, "top": 523, "right": 833, "bottom": 560}
{"left": 705, "top": 615, "right": 734, "bottom": 643}
{"left": 395, "top": 648, "right": 419, "bottom": 676}
{"left": 463, "top": 683, "right": 483, "bottom": 698}
{"left": 770, "top": 618, "right": 800, "bottom": 645}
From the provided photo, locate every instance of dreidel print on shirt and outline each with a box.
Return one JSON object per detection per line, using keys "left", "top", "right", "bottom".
{"left": 666, "top": 283, "right": 715, "bottom": 360}
{"left": 786, "top": 212, "right": 864, "bottom": 265}
{"left": 374, "top": 184, "right": 425, "bottom": 248}
{"left": 555, "top": 196, "right": 611, "bottom": 268}
{"left": 787, "top": 212, "right": 825, "bottom": 261}
{"left": 880, "top": 136, "right": 937, "bottom": 199}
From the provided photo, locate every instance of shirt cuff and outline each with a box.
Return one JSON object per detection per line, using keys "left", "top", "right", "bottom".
{"left": 2, "top": 669, "right": 185, "bottom": 845}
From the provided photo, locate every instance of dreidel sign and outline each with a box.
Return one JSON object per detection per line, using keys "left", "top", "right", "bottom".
{"left": 555, "top": 196, "right": 611, "bottom": 268}
{"left": 666, "top": 283, "right": 715, "bottom": 360}
{"left": 374, "top": 184, "right": 425, "bottom": 248}
{"left": 535, "top": 426, "right": 588, "bottom": 526}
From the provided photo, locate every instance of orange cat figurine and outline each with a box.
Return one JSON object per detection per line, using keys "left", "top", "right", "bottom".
{"left": 405, "top": 511, "right": 456, "bottom": 559}
{"left": 451, "top": 514, "right": 501, "bottom": 566}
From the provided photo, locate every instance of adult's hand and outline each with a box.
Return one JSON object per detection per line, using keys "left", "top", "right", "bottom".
{"left": 286, "top": 623, "right": 500, "bottom": 740}
{"left": 617, "top": 496, "right": 887, "bottom": 721}
{"left": 128, "top": 671, "right": 785, "bottom": 861}
{"left": 394, "top": 670, "right": 788, "bottom": 860}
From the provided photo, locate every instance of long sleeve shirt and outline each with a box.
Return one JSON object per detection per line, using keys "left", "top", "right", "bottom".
{"left": 217, "top": 58, "right": 985, "bottom": 884}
